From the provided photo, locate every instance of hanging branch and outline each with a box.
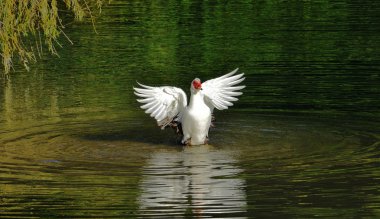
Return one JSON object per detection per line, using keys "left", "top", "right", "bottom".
{"left": 0, "top": 0, "right": 104, "bottom": 76}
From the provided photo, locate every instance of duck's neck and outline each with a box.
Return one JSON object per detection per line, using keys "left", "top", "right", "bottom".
{"left": 189, "top": 91, "right": 204, "bottom": 109}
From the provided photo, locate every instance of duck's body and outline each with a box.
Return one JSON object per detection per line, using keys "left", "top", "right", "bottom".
{"left": 182, "top": 91, "right": 212, "bottom": 145}
{"left": 134, "top": 68, "right": 245, "bottom": 145}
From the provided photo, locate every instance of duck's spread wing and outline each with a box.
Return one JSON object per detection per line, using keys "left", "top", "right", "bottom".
{"left": 134, "top": 83, "right": 187, "bottom": 129}
{"left": 202, "top": 68, "right": 245, "bottom": 111}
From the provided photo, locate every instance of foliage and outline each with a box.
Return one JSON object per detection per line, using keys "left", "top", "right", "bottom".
{"left": 0, "top": 0, "right": 104, "bottom": 75}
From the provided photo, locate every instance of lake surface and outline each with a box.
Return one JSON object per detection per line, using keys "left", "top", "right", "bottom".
{"left": 1, "top": 0, "right": 380, "bottom": 218}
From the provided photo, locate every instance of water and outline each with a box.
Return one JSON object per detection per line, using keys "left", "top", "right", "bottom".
{"left": 1, "top": 0, "right": 380, "bottom": 218}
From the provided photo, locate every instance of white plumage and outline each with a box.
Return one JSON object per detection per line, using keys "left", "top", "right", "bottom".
{"left": 134, "top": 68, "right": 245, "bottom": 145}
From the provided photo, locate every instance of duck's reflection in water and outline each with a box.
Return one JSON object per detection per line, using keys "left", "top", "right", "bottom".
{"left": 138, "top": 145, "right": 247, "bottom": 218}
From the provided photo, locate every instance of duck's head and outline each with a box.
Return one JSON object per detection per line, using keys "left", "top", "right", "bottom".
{"left": 191, "top": 78, "right": 202, "bottom": 92}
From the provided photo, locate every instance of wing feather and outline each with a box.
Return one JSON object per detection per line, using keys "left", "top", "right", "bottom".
{"left": 134, "top": 92, "right": 152, "bottom": 98}
{"left": 137, "top": 82, "right": 155, "bottom": 89}
{"left": 202, "top": 68, "right": 245, "bottom": 112}
{"left": 137, "top": 98, "right": 155, "bottom": 103}
{"left": 152, "top": 105, "right": 165, "bottom": 118}
{"left": 223, "top": 85, "right": 246, "bottom": 91}
{"left": 141, "top": 101, "right": 157, "bottom": 110}
{"left": 134, "top": 83, "right": 187, "bottom": 129}
{"left": 227, "top": 77, "right": 245, "bottom": 86}
{"left": 221, "top": 73, "right": 245, "bottom": 83}
{"left": 145, "top": 101, "right": 161, "bottom": 114}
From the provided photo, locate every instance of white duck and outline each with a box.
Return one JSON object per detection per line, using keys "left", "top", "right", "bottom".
{"left": 133, "top": 68, "right": 245, "bottom": 145}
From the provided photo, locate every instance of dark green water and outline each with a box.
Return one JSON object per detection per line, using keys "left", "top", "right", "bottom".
{"left": 1, "top": 0, "right": 380, "bottom": 218}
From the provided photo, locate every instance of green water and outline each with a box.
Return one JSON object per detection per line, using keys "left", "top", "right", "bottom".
{"left": 1, "top": 0, "right": 380, "bottom": 218}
